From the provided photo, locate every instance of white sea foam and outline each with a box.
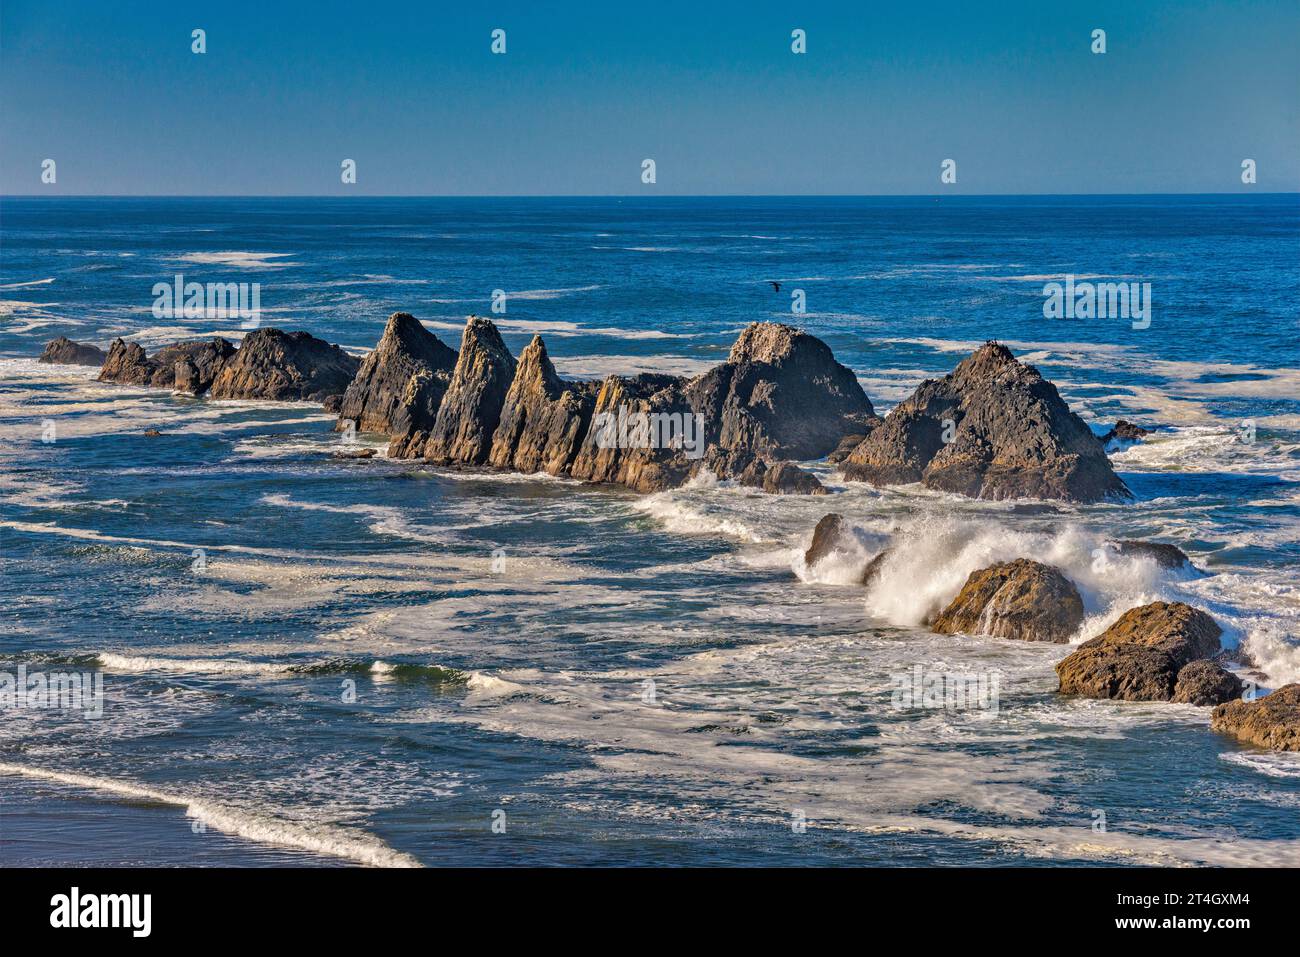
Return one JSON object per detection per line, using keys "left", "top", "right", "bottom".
{"left": 0, "top": 763, "right": 420, "bottom": 867}
{"left": 173, "top": 251, "right": 298, "bottom": 269}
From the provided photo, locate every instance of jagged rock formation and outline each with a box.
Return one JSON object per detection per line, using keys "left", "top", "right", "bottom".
{"left": 208, "top": 329, "right": 359, "bottom": 402}
{"left": 98, "top": 339, "right": 162, "bottom": 386}
{"left": 563, "top": 321, "right": 873, "bottom": 493}
{"left": 487, "top": 336, "right": 595, "bottom": 475}
{"left": 39, "top": 337, "right": 106, "bottom": 366}
{"left": 568, "top": 373, "right": 697, "bottom": 492}
{"left": 335, "top": 313, "right": 457, "bottom": 435}
{"left": 1212, "top": 685, "right": 1300, "bottom": 751}
{"left": 1171, "top": 660, "right": 1243, "bottom": 706}
{"left": 82, "top": 317, "right": 871, "bottom": 496}
{"left": 98, "top": 337, "right": 236, "bottom": 394}
{"left": 1106, "top": 539, "right": 1192, "bottom": 570}
{"left": 173, "top": 338, "right": 238, "bottom": 395}
{"left": 932, "top": 559, "right": 1084, "bottom": 643}
{"left": 416, "top": 317, "right": 518, "bottom": 465}
{"left": 842, "top": 342, "right": 1130, "bottom": 503}
{"left": 1055, "top": 601, "right": 1223, "bottom": 701}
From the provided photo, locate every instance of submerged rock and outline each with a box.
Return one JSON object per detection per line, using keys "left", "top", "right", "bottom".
{"left": 40, "top": 337, "right": 107, "bottom": 366}
{"left": 1172, "top": 660, "right": 1243, "bottom": 706}
{"left": 336, "top": 312, "right": 457, "bottom": 435}
{"left": 208, "top": 329, "right": 359, "bottom": 402}
{"left": 1106, "top": 539, "right": 1192, "bottom": 570}
{"left": 738, "top": 459, "right": 827, "bottom": 495}
{"left": 1212, "top": 684, "right": 1300, "bottom": 751}
{"left": 932, "top": 559, "right": 1084, "bottom": 643}
{"left": 487, "top": 335, "right": 594, "bottom": 475}
{"left": 804, "top": 513, "right": 851, "bottom": 567}
{"left": 1055, "top": 601, "right": 1223, "bottom": 701}
{"left": 1101, "top": 419, "right": 1152, "bottom": 448}
{"left": 842, "top": 342, "right": 1129, "bottom": 503}
{"left": 861, "top": 548, "right": 892, "bottom": 587}
{"left": 421, "top": 317, "right": 518, "bottom": 465}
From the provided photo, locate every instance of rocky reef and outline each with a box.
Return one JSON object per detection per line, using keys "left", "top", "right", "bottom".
{"left": 841, "top": 341, "right": 1129, "bottom": 503}
{"left": 375, "top": 317, "right": 872, "bottom": 494}
{"left": 96, "top": 330, "right": 352, "bottom": 402}
{"left": 99, "top": 337, "right": 238, "bottom": 394}
{"left": 1212, "top": 685, "right": 1300, "bottom": 751}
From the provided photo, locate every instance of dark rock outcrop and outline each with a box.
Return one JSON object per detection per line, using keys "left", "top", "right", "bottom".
{"left": 98, "top": 339, "right": 160, "bottom": 386}
{"left": 420, "top": 317, "right": 518, "bottom": 465}
{"left": 1101, "top": 420, "right": 1152, "bottom": 447}
{"left": 842, "top": 342, "right": 1130, "bottom": 503}
{"left": 172, "top": 338, "right": 238, "bottom": 395}
{"left": 99, "top": 337, "right": 236, "bottom": 393}
{"left": 208, "top": 329, "right": 359, "bottom": 402}
{"left": 1212, "top": 685, "right": 1300, "bottom": 751}
{"left": 685, "top": 323, "right": 878, "bottom": 461}
{"left": 564, "top": 322, "right": 873, "bottom": 492}
{"left": 1055, "top": 602, "right": 1223, "bottom": 701}
{"left": 40, "top": 337, "right": 106, "bottom": 366}
{"left": 336, "top": 313, "right": 457, "bottom": 436}
{"left": 1107, "top": 539, "right": 1192, "bottom": 571}
{"left": 932, "top": 559, "right": 1084, "bottom": 643}
{"left": 568, "top": 373, "right": 697, "bottom": 492}
{"left": 738, "top": 459, "right": 827, "bottom": 495}
{"left": 487, "top": 336, "right": 594, "bottom": 475}
{"left": 805, "top": 513, "right": 852, "bottom": 567}
{"left": 1172, "top": 660, "right": 1244, "bottom": 706}
{"left": 827, "top": 432, "right": 868, "bottom": 464}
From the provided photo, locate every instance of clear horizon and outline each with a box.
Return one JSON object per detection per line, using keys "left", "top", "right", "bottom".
{"left": 3, "top": 0, "right": 1297, "bottom": 196}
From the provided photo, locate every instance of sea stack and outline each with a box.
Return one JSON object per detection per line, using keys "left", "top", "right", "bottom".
{"left": 334, "top": 312, "right": 458, "bottom": 435}
{"left": 841, "top": 342, "right": 1129, "bottom": 503}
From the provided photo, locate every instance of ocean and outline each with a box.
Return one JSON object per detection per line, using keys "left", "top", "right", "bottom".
{"left": 1, "top": 195, "right": 1298, "bottom": 867}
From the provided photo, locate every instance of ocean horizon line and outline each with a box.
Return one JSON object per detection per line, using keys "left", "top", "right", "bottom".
{"left": 4, "top": 192, "right": 1297, "bottom": 201}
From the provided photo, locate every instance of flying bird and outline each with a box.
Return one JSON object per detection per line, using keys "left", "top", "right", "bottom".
{"left": 769, "top": 281, "right": 781, "bottom": 292}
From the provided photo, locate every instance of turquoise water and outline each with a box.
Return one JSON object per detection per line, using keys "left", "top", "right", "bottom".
{"left": 1, "top": 196, "right": 1298, "bottom": 866}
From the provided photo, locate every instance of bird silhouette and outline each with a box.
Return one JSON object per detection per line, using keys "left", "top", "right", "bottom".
{"left": 769, "top": 281, "right": 781, "bottom": 292}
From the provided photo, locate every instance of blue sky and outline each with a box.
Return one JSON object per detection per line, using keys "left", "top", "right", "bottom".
{"left": 2, "top": 0, "right": 1297, "bottom": 195}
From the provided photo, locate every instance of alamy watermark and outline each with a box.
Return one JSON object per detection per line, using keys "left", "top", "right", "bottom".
{"left": 890, "top": 664, "right": 1000, "bottom": 714}
{"left": 152, "top": 273, "right": 260, "bottom": 328}
{"left": 1042, "top": 274, "right": 1151, "bottom": 330}
{"left": 1, "top": 664, "right": 104, "bottom": 719}
{"left": 593, "top": 404, "right": 705, "bottom": 459}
